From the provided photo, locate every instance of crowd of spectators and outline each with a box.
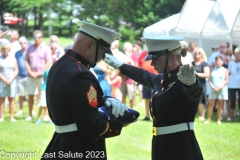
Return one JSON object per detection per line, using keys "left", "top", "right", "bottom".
{"left": 0, "top": 28, "right": 239, "bottom": 123}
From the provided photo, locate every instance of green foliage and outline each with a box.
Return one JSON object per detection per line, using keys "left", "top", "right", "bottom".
{"left": 2, "top": 0, "right": 185, "bottom": 41}
{"left": 0, "top": 96, "right": 240, "bottom": 160}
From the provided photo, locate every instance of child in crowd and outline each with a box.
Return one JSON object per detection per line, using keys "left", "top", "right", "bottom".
{"left": 35, "top": 65, "right": 52, "bottom": 124}
{"left": 106, "top": 69, "right": 122, "bottom": 102}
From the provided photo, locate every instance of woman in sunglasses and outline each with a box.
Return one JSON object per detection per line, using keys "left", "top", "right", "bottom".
{"left": 192, "top": 47, "right": 210, "bottom": 122}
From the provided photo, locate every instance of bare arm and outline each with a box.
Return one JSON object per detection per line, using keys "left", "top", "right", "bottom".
{"left": 107, "top": 75, "right": 121, "bottom": 85}
{"left": 196, "top": 66, "right": 210, "bottom": 78}
{"left": 222, "top": 68, "right": 229, "bottom": 88}
{"left": 25, "top": 53, "right": 33, "bottom": 77}
{"left": 9, "top": 58, "right": 18, "bottom": 83}
{"left": 37, "top": 58, "right": 51, "bottom": 77}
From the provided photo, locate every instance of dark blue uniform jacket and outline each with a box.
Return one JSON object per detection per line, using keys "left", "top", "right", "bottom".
{"left": 120, "top": 64, "right": 203, "bottom": 160}
{"left": 42, "top": 50, "right": 122, "bottom": 160}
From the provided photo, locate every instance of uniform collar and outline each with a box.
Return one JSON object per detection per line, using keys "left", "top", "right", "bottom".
{"left": 66, "top": 49, "right": 92, "bottom": 70}
{"left": 164, "top": 65, "right": 182, "bottom": 78}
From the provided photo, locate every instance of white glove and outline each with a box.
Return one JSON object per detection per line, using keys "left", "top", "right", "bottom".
{"left": 105, "top": 98, "right": 128, "bottom": 118}
{"left": 104, "top": 54, "right": 123, "bottom": 69}
{"left": 177, "top": 64, "right": 196, "bottom": 86}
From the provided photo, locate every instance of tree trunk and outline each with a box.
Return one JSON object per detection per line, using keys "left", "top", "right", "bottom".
{"left": 34, "top": 10, "right": 37, "bottom": 30}
{"left": 58, "top": 14, "right": 62, "bottom": 35}
{"left": 23, "top": 12, "right": 29, "bottom": 36}
{"left": 48, "top": 3, "right": 52, "bottom": 37}
{"left": 38, "top": 13, "right": 44, "bottom": 31}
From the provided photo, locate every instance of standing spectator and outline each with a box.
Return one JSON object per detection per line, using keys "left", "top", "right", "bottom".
{"left": 36, "top": 65, "right": 52, "bottom": 124}
{"left": 134, "top": 41, "right": 144, "bottom": 106}
{"left": 8, "top": 30, "right": 21, "bottom": 57}
{"left": 138, "top": 50, "right": 157, "bottom": 121}
{"left": 192, "top": 47, "right": 210, "bottom": 121}
{"left": 50, "top": 43, "right": 62, "bottom": 63}
{"left": 15, "top": 37, "right": 28, "bottom": 115}
{"left": 93, "top": 61, "right": 112, "bottom": 96}
{"left": 111, "top": 40, "right": 133, "bottom": 64}
{"left": 188, "top": 41, "right": 198, "bottom": 56}
{"left": 134, "top": 40, "right": 143, "bottom": 57}
{"left": 205, "top": 56, "right": 228, "bottom": 124}
{"left": 227, "top": 48, "right": 240, "bottom": 121}
{"left": 224, "top": 48, "right": 233, "bottom": 119}
{"left": 122, "top": 42, "right": 136, "bottom": 108}
{"left": 25, "top": 30, "right": 51, "bottom": 121}
{"left": 49, "top": 35, "right": 64, "bottom": 57}
{"left": 0, "top": 44, "right": 18, "bottom": 122}
{"left": 106, "top": 69, "right": 122, "bottom": 101}
{"left": 208, "top": 42, "right": 228, "bottom": 69}
{"left": 212, "top": 45, "right": 219, "bottom": 53}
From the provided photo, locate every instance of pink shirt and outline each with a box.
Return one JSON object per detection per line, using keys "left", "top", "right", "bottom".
{"left": 27, "top": 43, "right": 51, "bottom": 72}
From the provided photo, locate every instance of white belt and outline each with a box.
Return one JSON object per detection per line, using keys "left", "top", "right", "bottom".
{"left": 55, "top": 123, "right": 78, "bottom": 133}
{"left": 153, "top": 122, "right": 194, "bottom": 136}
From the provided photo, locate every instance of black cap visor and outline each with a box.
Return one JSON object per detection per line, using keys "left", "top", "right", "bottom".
{"left": 144, "top": 49, "right": 169, "bottom": 61}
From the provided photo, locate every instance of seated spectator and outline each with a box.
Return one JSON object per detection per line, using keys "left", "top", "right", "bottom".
{"left": 0, "top": 43, "right": 18, "bottom": 122}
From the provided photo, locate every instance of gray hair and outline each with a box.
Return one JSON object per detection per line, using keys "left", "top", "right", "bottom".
{"left": 33, "top": 30, "right": 43, "bottom": 36}
{"left": 18, "top": 36, "right": 28, "bottom": 43}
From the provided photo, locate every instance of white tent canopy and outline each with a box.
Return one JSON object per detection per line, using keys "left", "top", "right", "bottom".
{"left": 143, "top": 0, "right": 240, "bottom": 55}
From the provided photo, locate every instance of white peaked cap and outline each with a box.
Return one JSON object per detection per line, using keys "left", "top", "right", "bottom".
{"left": 141, "top": 36, "right": 184, "bottom": 52}
{"left": 73, "top": 19, "right": 122, "bottom": 47}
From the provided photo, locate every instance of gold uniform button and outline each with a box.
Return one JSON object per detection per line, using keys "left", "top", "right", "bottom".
{"left": 116, "top": 130, "right": 118, "bottom": 133}
{"left": 154, "top": 91, "right": 158, "bottom": 95}
{"left": 152, "top": 116, "right": 155, "bottom": 120}
{"left": 168, "top": 73, "right": 171, "bottom": 77}
{"left": 162, "top": 88, "right": 164, "bottom": 91}
{"left": 78, "top": 61, "right": 81, "bottom": 63}
{"left": 161, "top": 80, "right": 163, "bottom": 84}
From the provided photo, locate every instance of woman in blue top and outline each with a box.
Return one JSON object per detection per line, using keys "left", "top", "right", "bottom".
{"left": 205, "top": 56, "right": 229, "bottom": 124}
{"left": 93, "top": 61, "right": 111, "bottom": 96}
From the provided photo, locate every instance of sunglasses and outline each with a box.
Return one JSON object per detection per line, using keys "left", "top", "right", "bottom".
{"left": 34, "top": 36, "right": 42, "bottom": 39}
{"left": 194, "top": 52, "right": 201, "bottom": 54}
{"left": 220, "top": 46, "right": 227, "bottom": 48}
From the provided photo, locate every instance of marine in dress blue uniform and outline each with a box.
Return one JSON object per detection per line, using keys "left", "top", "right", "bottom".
{"left": 104, "top": 36, "right": 204, "bottom": 160}
{"left": 42, "top": 20, "right": 134, "bottom": 160}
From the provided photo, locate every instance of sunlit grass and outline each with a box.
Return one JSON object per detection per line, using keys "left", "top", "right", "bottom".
{"left": 0, "top": 95, "right": 240, "bottom": 160}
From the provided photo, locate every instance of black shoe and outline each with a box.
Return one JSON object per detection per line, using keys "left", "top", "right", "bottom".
{"left": 143, "top": 117, "right": 150, "bottom": 121}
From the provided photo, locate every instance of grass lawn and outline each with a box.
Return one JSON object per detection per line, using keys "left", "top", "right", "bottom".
{"left": 0, "top": 95, "right": 240, "bottom": 160}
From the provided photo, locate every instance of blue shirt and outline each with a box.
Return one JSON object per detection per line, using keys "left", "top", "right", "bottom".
{"left": 42, "top": 69, "right": 50, "bottom": 91}
{"left": 15, "top": 50, "right": 27, "bottom": 77}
